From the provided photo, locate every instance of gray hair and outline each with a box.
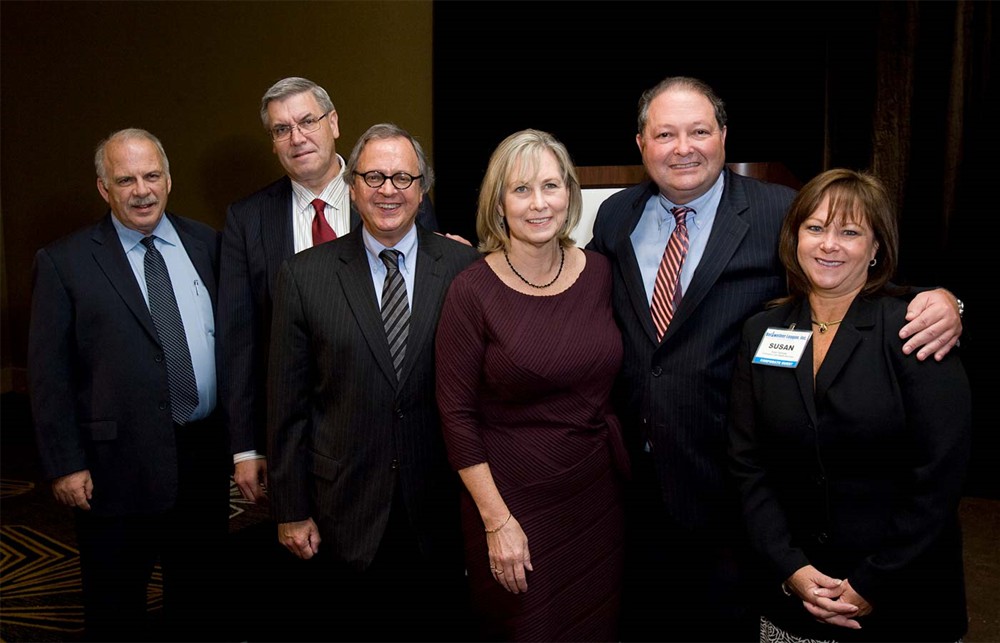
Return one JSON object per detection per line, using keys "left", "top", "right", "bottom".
{"left": 259, "top": 77, "right": 335, "bottom": 128}
{"left": 94, "top": 128, "right": 170, "bottom": 184}
{"left": 344, "top": 123, "right": 434, "bottom": 195}
{"left": 637, "top": 76, "right": 728, "bottom": 135}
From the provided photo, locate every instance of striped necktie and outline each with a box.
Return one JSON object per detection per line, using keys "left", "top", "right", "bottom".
{"left": 141, "top": 236, "right": 199, "bottom": 424}
{"left": 650, "top": 206, "right": 693, "bottom": 342}
{"left": 379, "top": 249, "right": 410, "bottom": 380}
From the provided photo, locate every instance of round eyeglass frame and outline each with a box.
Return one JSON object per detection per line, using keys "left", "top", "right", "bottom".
{"left": 353, "top": 171, "right": 423, "bottom": 190}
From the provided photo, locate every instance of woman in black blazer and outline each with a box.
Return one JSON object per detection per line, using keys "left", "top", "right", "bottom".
{"left": 728, "top": 169, "right": 971, "bottom": 642}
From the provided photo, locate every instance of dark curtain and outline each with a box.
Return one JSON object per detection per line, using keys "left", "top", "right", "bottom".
{"left": 863, "top": 0, "right": 994, "bottom": 497}
{"left": 432, "top": 0, "right": 997, "bottom": 498}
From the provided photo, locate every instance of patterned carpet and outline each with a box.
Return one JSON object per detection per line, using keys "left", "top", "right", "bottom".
{"left": 0, "top": 394, "right": 273, "bottom": 642}
{"left": 2, "top": 393, "right": 998, "bottom": 642}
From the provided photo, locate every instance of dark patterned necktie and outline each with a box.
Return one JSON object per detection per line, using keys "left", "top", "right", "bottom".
{"left": 141, "top": 236, "right": 199, "bottom": 424}
{"left": 650, "top": 206, "right": 693, "bottom": 341}
{"left": 311, "top": 198, "right": 337, "bottom": 246}
{"left": 379, "top": 249, "right": 410, "bottom": 380}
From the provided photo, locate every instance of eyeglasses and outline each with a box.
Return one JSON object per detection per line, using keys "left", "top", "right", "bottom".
{"left": 353, "top": 171, "right": 423, "bottom": 190}
{"left": 269, "top": 112, "right": 330, "bottom": 142}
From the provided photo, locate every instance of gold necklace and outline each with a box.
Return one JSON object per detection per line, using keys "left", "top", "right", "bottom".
{"left": 811, "top": 318, "right": 844, "bottom": 334}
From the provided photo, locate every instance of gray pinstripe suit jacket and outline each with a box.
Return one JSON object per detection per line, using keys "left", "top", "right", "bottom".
{"left": 266, "top": 225, "right": 479, "bottom": 569}
{"left": 218, "top": 176, "right": 438, "bottom": 458}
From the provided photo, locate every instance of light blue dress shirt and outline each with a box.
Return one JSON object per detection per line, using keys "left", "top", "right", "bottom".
{"left": 363, "top": 223, "right": 418, "bottom": 310}
{"left": 112, "top": 215, "right": 217, "bottom": 421}
{"left": 630, "top": 173, "right": 726, "bottom": 306}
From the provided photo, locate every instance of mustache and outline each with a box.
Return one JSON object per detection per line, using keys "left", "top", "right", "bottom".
{"left": 129, "top": 197, "right": 157, "bottom": 208}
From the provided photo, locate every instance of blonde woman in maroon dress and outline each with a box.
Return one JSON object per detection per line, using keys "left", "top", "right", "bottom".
{"left": 436, "top": 129, "right": 628, "bottom": 641}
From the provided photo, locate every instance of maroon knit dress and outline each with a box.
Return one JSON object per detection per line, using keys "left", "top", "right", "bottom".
{"left": 436, "top": 250, "right": 627, "bottom": 642}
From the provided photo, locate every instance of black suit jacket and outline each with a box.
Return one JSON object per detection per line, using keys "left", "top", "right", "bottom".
{"left": 218, "top": 176, "right": 439, "bottom": 457}
{"left": 28, "top": 212, "right": 225, "bottom": 516}
{"left": 267, "top": 225, "right": 479, "bottom": 570}
{"left": 587, "top": 168, "right": 797, "bottom": 531}
{"left": 728, "top": 295, "right": 970, "bottom": 641}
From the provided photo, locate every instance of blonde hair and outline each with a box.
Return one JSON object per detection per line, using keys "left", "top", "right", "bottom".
{"left": 476, "top": 129, "right": 582, "bottom": 254}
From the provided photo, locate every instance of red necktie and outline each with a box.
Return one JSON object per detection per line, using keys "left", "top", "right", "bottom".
{"left": 311, "top": 198, "right": 337, "bottom": 246}
{"left": 650, "top": 206, "right": 692, "bottom": 341}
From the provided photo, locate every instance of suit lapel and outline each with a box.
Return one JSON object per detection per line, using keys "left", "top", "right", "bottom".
{"left": 338, "top": 234, "right": 399, "bottom": 386}
{"left": 263, "top": 177, "right": 295, "bottom": 284}
{"left": 90, "top": 214, "right": 159, "bottom": 343}
{"left": 814, "top": 298, "right": 872, "bottom": 404}
{"left": 615, "top": 184, "right": 660, "bottom": 343}
{"left": 790, "top": 303, "right": 820, "bottom": 427}
{"left": 663, "top": 170, "right": 750, "bottom": 342}
{"left": 404, "top": 227, "right": 450, "bottom": 386}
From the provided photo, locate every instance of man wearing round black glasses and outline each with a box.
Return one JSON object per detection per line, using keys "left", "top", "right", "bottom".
{"left": 268, "top": 123, "right": 478, "bottom": 641}
{"left": 217, "top": 77, "right": 441, "bottom": 639}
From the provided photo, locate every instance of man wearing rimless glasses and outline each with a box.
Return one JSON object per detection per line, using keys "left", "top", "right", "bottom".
{"left": 218, "top": 77, "right": 440, "bottom": 507}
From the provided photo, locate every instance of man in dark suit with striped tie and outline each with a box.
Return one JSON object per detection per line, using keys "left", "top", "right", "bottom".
{"left": 267, "top": 123, "right": 479, "bottom": 641}
{"left": 587, "top": 76, "right": 964, "bottom": 642}
{"left": 28, "top": 129, "right": 230, "bottom": 641}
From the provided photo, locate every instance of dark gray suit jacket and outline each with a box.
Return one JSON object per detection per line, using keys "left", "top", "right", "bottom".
{"left": 218, "top": 176, "right": 438, "bottom": 458}
{"left": 728, "top": 295, "right": 970, "bottom": 641}
{"left": 267, "top": 225, "right": 479, "bottom": 569}
{"left": 587, "top": 168, "right": 797, "bottom": 532}
{"left": 28, "top": 212, "right": 226, "bottom": 516}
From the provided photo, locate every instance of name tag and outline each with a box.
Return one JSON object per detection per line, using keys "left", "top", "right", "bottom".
{"left": 752, "top": 327, "right": 812, "bottom": 368}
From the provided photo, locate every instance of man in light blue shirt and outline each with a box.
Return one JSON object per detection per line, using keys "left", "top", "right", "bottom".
{"left": 28, "top": 128, "right": 230, "bottom": 642}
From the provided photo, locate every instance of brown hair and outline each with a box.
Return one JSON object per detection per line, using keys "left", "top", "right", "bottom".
{"left": 775, "top": 168, "right": 899, "bottom": 306}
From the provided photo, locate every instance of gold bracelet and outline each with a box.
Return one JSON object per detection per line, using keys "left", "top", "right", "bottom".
{"left": 485, "top": 511, "right": 512, "bottom": 534}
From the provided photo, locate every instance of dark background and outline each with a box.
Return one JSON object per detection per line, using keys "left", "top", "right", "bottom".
{"left": 431, "top": 0, "right": 995, "bottom": 498}
{"left": 1, "top": 1, "right": 995, "bottom": 497}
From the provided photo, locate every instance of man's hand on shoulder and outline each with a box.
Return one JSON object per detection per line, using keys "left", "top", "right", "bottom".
{"left": 900, "top": 288, "right": 962, "bottom": 361}
{"left": 435, "top": 231, "right": 473, "bottom": 247}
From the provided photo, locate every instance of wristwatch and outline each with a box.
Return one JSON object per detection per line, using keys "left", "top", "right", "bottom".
{"left": 956, "top": 298, "right": 965, "bottom": 318}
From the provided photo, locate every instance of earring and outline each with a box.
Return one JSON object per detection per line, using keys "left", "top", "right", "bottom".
{"left": 869, "top": 258, "right": 877, "bottom": 267}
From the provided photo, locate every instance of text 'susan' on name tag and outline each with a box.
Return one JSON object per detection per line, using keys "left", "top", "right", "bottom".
{"left": 752, "top": 327, "right": 812, "bottom": 368}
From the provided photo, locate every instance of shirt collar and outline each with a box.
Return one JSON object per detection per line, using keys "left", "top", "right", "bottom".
{"left": 111, "top": 212, "right": 180, "bottom": 252}
{"left": 656, "top": 171, "right": 726, "bottom": 227}
{"left": 290, "top": 154, "right": 348, "bottom": 212}
{"left": 362, "top": 222, "right": 418, "bottom": 271}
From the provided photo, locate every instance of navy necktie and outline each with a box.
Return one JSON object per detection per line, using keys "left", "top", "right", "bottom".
{"left": 141, "top": 236, "right": 198, "bottom": 424}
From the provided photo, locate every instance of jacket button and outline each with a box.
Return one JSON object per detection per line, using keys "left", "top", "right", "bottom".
{"left": 390, "top": 458, "right": 400, "bottom": 470}
{"left": 396, "top": 409, "right": 404, "bottom": 419}
{"left": 159, "top": 401, "right": 167, "bottom": 410}
{"left": 816, "top": 532, "right": 829, "bottom": 544}
{"left": 651, "top": 366, "right": 663, "bottom": 377}
{"left": 154, "top": 354, "right": 163, "bottom": 363}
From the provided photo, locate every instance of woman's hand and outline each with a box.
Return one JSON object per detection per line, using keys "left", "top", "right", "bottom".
{"left": 837, "top": 579, "right": 872, "bottom": 617}
{"left": 487, "top": 515, "right": 533, "bottom": 594}
{"left": 786, "top": 565, "right": 861, "bottom": 630}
